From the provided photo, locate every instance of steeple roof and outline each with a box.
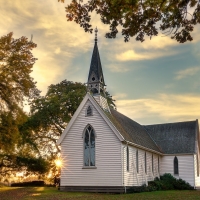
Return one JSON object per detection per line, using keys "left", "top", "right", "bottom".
{"left": 87, "top": 28, "right": 105, "bottom": 86}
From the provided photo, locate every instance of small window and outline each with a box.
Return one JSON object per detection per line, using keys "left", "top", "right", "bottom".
{"left": 145, "top": 152, "right": 147, "bottom": 174}
{"left": 152, "top": 154, "right": 154, "bottom": 174}
{"left": 127, "top": 146, "right": 129, "bottom": 171}
{"left": 136, "top": 150, "right": 139, "bottom": 173}
{"left": 86, "top": 106, "right": 92, "bottom": 116}
{"left": 174, "top": 156, "right": 179, "bottom": 175}
{"left": 197, "top": 153, "right": 199, "bottom": 177}
{"left": 158, "top": 156, "right": 160, "bottom": 173}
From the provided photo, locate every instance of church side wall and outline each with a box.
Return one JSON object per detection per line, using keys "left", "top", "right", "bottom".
{"left": 60, "top": 100, "right": 122, "bottom": 187}
{"left": 122, "top": 144, "right": 160, "bottom": 186}
{"left": 160, "top": 155, "right": 195, "bottom": 187}
{"left": 194, "top": 154, "right": 200, "bottom": 187}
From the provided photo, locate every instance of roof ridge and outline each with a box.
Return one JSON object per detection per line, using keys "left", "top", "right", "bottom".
{"left": 144, "top": 120, "right": 196, "bottom": 127}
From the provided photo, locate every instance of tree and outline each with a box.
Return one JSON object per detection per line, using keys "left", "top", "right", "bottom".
{"left": 0, "top": 33, "right": 49, "bottom": 177}
{"left": 58, "top": 0, "right": 200, "bottom": 43}
{"left": 0, "top": 32, "right": 38, "bottom": 114}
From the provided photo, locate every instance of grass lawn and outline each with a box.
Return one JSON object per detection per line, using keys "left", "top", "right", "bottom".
{"left": 0, "top": 187, "right": 200, "bottom": 200}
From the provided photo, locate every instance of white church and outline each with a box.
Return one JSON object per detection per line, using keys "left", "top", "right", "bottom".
{"left": 57, "top": 29, "right": 200, "bottom": 193}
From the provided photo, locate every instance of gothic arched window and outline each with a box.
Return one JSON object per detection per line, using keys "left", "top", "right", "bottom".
{"left": 136, "top": 150, "right": 139, "bottom": 173}
{"left": 86, "top": 106, "right": 92, "bottom": 116}
{"left": 174, "top": 156, "right": 179, "bottom": 175}
{"left": 84, "top": 125, "right": 95, "bottom": 166}
{"left": 127, "top": 146, "right": 129, "bottom": 171}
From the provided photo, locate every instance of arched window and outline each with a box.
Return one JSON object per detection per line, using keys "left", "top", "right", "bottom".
{"left": 145, "top": 152, "right": 147, "bottom": 174}
{"left": 86, "top": 106, "right": 92, "bottom": 116}
{"left": 197, "top": 153, "right": 199, "bottom": 177}
{"left": 152, "top": 154, "right": 154, "bottom": 174}
{"left": 127, "top": 146, "right": 129, "bottom": 171}
{"left": 84, "top": 125, "right": 95, "bottom": 166}
{"left": 174, "top": 156, "right": 179, "bottom": 175}
{"left": 136, "top": 150, "right": 139, "bottom": 173}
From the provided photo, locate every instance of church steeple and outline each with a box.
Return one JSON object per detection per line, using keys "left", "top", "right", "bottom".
{"left": 87, "top": 28, "right": 106, "bottom": 96}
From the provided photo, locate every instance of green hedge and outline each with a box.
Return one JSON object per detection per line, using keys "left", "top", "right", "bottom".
{"left": 128, "top": 173, "right": 194, "bottom": 193}
{"left": 11, "top": 181, "right": 44, "bottom": 187}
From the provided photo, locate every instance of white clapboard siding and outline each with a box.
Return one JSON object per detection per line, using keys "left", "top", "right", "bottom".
{"left": 60, "top": 100, "right": 122, "bottom": 186}
{"left": 194, "top": 154, "right": 200, "bottom": 187}
{"left": 160, "top": 155, "right": 195, "bottom": 186}
{"left": 122, "top": 144, "right": 160, "bottom": 186}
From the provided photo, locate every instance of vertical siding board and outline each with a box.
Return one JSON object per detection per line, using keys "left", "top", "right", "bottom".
{"left": 60, "top": 100, "right": 122, "bottom": 186}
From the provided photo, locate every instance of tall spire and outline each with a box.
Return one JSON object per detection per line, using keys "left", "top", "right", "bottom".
{"left": 87, "top": 28, "right": 106, "bottom": 96}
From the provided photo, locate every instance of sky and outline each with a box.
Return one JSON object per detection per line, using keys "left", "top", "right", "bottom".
{"left": 1, "top": 0, "right": 200, "bottom": 125}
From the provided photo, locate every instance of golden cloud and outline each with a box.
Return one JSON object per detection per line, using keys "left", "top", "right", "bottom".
{"left": 116, "top": 93, "right": 200, "bottom": 124}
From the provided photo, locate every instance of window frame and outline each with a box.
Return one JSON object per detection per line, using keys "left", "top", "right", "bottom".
{"left": 174, "top": 156, "right": 179, "bottom": 175}
{"left": 152, "top": 154, "right": 154, "bottom": 174}
{"left": 136, "top": 150, "right": 139, "bottom": 173}
{"left": 127, "top": 146, "right": 129, "bottom": 171}
{"left": 145, "top": 152, "right": 147, "bottom": 174}
{"left": 86, "top": 105, "right": 93, "bottom": 117}
{"left": 82, "top": 124, "right": 96, "bottom": 169}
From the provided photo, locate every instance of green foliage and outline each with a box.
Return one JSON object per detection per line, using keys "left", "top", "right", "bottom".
{"left": 148, "top": 173, "right": 194, "bottom": 191}
{"left": 59, "top": 0, "right": 200, "bottom": 43}
{"left": 0, "top": 32, "right": 38, "bottom": 152}
{"left": 0, "top": 32, "right": 38, "bottom": 113}
{"left": 128, "top": 174, "right": 193, "bottom": 193}
{"left": 11, "top": 181, "right": 45, "bottom": 187}
{"left": 0, "top": 32, "right": 47, "bottom": 176}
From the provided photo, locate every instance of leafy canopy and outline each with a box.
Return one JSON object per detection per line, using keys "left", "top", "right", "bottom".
{"left": 0, "top": 33, "right": 49, "bottom": 176}
{"left": 58, "top": 0, "right": 200, "bottom": 43}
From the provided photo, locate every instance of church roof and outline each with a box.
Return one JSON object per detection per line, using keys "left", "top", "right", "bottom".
{"left": 144, "top": 120, "right": 197, "bottom": 154}
{"left": 87, "top": 40, "right": 105, "bottom": 85}
{"left": 105, "top": 108, "right": 162, "bottom": 153}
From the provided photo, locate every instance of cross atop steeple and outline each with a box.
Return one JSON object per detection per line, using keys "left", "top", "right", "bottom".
{"left": 87, "top": 28, "right": 106, "bottom": 96}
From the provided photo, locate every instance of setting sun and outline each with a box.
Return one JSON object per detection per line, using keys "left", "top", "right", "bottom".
{"left": 55, "top": 159, "right": 62, "bottom": 168}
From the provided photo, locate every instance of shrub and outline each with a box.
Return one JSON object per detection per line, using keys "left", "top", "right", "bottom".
{"left": 11, "top": 181, "right": 44, "bottom": 187}
{"left": 149, "top": 173, "right": 194, "bottom": 191}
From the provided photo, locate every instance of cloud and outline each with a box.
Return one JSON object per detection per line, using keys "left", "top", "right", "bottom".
{"left": 107, "top": 63, "right": 131, "bottom": 72}
{"left": 113, "top": 93, "right": 128, "bottom": 99}
{"left": 116, "top": 93, "right": 200, "bottom": 124}
{"left": 175, "top": 67, "right": 200, "bottom": 80}
{"left": 116, "top": 48, "right": 177, "bottom": 61}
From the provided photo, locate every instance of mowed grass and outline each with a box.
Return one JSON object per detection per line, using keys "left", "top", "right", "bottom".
{"left": 1, "top": 187, "right": 200, "bottom": 200}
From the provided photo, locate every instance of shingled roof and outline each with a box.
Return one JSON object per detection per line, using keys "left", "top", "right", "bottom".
{"left": 144, "top": 120, "right": 198, "bottom": 154}
{"left": 105, "top": 109, "right": 161, "bottom": 153}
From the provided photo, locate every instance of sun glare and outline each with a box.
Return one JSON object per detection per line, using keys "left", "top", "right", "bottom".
{"left": 55, "top": 159, "right": 62, "bottom": 168}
